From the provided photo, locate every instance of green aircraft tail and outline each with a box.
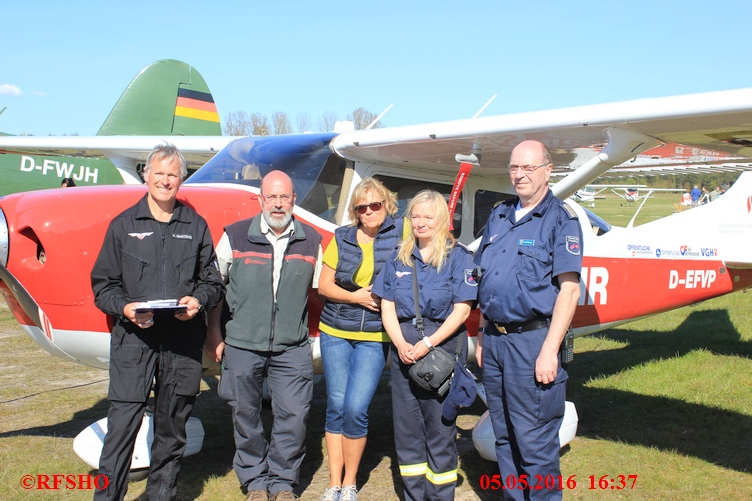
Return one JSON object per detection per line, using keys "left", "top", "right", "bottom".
{"left": 97, "top": 59, "right": 222, "bottom": 136}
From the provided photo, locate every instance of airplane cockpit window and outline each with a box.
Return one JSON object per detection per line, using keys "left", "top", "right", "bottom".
{"left": 474, "top": 189, "right": 515, "bottom": 238}
{"left": 373, "top": 175, "right": 462, "bottom": 239}
{"left": 583, "top": 208, "right": 611, "bottom": 236}
{"left": 185, "top": 133, "right": 346, "bottom": 221}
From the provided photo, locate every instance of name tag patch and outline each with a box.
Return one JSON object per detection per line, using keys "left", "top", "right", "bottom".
{"left": 518, "top": 239, "right": 535, "bottom": 246}
{"left": 172, "top": 234, "right": 193, "bottom": 240}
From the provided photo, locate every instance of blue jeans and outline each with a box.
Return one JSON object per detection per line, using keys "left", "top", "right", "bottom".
{"left": 320, "top": 332, "right": 389, "bottom": 438}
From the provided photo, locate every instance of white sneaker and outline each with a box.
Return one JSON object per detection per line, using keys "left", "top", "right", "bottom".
{"left": 340, "top": 485, "right": 357, "bottom": 501}
{"left": 320, "top": 486, "right": 341, "bottom": 501}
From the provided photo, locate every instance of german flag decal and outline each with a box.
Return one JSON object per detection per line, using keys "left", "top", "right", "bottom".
{"left": 175, "top": 88, "right": 220, "bottom": 123}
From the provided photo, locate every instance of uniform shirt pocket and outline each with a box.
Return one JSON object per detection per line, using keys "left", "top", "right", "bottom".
{"left": 516, "top": 244, "right": 552, "bottom": 282}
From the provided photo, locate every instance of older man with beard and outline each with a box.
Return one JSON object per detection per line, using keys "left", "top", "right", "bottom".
{"left": 206, "top": 170, "right": 322, "bottom": 501}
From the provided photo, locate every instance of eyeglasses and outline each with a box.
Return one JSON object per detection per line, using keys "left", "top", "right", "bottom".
{"left": 355, "top": 201, "right": 384, "bottom": 214}
{"left": 506, "top": 162, "right": 551, "bottom": 175}
{"left": 263, "top": 194, "right": 293, "bottom": 204}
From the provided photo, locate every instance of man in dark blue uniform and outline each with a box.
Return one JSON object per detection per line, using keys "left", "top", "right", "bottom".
{"left": 91, "top": 144, "right": 224, "bottom": 501}
{"left": 474, "top": 140, "right": 582, "bottom": 501}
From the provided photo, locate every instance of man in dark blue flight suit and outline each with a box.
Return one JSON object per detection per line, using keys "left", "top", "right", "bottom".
{"left": 474, "top": 140, "right": 582, "bottom": 501}
{"left": 91, "top": 144, "right": 224, "bottom": 501}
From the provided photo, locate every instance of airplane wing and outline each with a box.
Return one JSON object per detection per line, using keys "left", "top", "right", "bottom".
{"left": 331, "top": 87, "right": 752, "bottom": 197}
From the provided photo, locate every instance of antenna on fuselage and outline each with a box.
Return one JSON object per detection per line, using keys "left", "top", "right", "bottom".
{"left": 473, "top": 95, "right": 497, "bottom": 118}
{"left": 366, "top": 104, "right": 394, "bottom": 130}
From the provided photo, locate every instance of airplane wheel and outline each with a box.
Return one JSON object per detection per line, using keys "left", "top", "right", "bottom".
{"left": 128, "top": 468, "right": 149, "bottom": 482}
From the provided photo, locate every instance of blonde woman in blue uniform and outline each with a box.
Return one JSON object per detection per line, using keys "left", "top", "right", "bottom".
{"left": 373, "top": 190, "right": 477, "bottom": 501}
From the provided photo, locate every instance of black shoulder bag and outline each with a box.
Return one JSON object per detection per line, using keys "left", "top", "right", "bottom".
{"left": 407, "top": 258, "right": 458, "bottom": 397}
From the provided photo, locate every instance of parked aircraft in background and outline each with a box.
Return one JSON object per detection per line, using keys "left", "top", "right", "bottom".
{"left": 566, "top": 184, "right": 648, "bottom": 207}
{"left": 2, "top": 86, "right": 752, "bottom": 464}
{"left": 610, "top": 186, "right": 686, "bottom": 206}
{"left": 0, "top": 59, "right": 234, "bottom": 197}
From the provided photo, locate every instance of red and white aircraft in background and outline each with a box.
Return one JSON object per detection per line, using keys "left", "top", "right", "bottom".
{"left": 609, "top": 186, "right": 686, "bottom": 206}
{"left": 2, "top": 87, "right": 752, "bottom": 463}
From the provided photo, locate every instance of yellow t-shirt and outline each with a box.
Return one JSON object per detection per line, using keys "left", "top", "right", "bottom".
{"left": 319, "top": 237, "right": 389, "bottom": 342}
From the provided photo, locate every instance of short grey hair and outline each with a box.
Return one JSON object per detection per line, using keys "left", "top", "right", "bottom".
{"left": 143, "top": 143, "right": 188, "bottom": 180}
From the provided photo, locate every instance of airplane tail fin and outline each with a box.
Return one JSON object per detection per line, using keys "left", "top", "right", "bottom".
{"left": 96, "top": 59, "right": 222, "bottom": 136}
{"left": 647, "top": 171, "right": 752, "bottom": 267}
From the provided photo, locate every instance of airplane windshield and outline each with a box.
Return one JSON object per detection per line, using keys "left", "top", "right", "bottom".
{"left": 186, "top": 133, "right": 346, "bottom": 218}
{"left": 583, "top": 208, "right": 611, "bottom": 235}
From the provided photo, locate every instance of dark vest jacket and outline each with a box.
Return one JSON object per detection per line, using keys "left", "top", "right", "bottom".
{"left": 224, "top": 215, "right": 321, "bottom": 352}
{"left": 319, "top": 215, "right": 403, "bottom": 333}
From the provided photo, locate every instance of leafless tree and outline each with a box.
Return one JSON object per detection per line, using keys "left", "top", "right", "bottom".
{"left": 296, "top": 112, "right": 313, "bottom": 133}
{"left": 272, "top": 111, "right": 292, "bottom": 135}
{"left": 319, "top": 111, "right": 339, "bottom": 132}
{"left": 224, "top": 111, "right": 254, "bottom": 136}
{"left": 348, "top": 107, "right": 383, "bottom": 130}
{"left": 250, "top": 113, "right": 270, "bottom": 136}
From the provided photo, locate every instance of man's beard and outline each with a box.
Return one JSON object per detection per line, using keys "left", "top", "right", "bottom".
{"left": 263, "top": 207, "right": 293, "bottom": 231}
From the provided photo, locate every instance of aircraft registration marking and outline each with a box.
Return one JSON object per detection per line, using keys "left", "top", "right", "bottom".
{"left": 668, "top": 269, "right": 717, "bottom": 289}
{"left": 20, "top": 155, "right": 99, "bottom": 183}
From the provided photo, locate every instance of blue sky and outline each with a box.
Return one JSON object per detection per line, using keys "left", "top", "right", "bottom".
{"left": 2, "top": 0, "right": 751, "bottom": 136}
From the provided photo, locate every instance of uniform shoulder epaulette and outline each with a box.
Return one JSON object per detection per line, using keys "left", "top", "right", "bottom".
{"left": 455, "top": 241, "right": 472, "bottom": 253}
{"left": 561, "top": 203, "right": 578, "bottom": 219}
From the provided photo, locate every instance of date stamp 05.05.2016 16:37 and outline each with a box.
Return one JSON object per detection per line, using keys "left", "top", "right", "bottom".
{"left": 479, "top": 474, "right": 638, "bottom": 492}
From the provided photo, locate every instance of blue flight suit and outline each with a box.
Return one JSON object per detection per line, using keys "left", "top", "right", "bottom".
{"left": 474, "top": 189, "right": 582, "bottom": 501}
{"left": 373, "top": 243, "right": 477, "bottom": 501}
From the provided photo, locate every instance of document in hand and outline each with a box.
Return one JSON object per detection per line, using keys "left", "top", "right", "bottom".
{"left": 133, "top": 299, "right": 187, "bottom": 314}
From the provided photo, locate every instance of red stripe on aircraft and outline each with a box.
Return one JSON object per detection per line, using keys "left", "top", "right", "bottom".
{"left": 175, "top": 96, "right": 218, "bottom": 113}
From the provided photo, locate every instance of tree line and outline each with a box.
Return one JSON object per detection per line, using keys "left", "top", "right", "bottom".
{"left": 222, "top": 108, "right": 383, "bottom": 136}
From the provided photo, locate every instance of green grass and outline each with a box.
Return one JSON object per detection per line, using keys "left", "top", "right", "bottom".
{"left": 577, "top": 190, "right": 682, "bottom": 227}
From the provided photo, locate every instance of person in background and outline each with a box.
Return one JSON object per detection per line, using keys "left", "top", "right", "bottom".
{"left": 317, "top": 178, "right": 403, "bottom": 501}
{"left": 680, "top": 189, "right": 692, "bottom": 206}
{"left": 690, "top": 185, "right": 701, "bottom": 206}
{"left": 374, "top": 190, "right": 477, "bottom": 501}
{"left": 90, "top": 143, "right": 224, "bottom": 501}
{"left": 61, "top": 177, "right": 77, "bottom": 187}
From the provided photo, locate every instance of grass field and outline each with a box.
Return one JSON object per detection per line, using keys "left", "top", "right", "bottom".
{"left": 1, "top": 191, "right": 751, "bottom": 499}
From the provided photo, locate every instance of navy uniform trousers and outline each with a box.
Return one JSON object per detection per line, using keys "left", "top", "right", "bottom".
{"left": 482, "top": 326, "right": 567, "bottom": 501}
{"left": 391, "top": 319, "right": 458, "bottom": 501}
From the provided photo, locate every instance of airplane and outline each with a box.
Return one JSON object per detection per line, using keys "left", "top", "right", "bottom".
{"left": 0, "top": 59, "right": 235, "bottom": 197}
{"left": 610, "top": 186, "right": 686, "bottom": 206}
{"left": 2, "top": 86, "right": 752, "bottom": 466}
{"left": 566, "top": 184, "right": 646, "bottom": 207}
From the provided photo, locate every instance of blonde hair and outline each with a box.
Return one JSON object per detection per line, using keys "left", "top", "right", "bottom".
{"left": 397, "top": 190, "right": 455, "bottom": 271}
{"left": 347, "top": 177, "right": 398, "bottom": 226}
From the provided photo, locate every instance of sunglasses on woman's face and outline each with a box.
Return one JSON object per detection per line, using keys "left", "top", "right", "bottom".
{"left": 355, "top": 201, "right": 384, "bottom": 214}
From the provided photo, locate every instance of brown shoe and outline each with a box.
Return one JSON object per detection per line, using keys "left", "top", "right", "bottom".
{"left": 246, "top": 490, "right": 269, "bottom": 501}
{"left": 271, "top": 491, "right": 299, "bottom": 501}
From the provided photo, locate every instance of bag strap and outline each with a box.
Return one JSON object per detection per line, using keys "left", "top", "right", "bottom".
{"left": 411, "top": 256, "right": 424, "bottom": 336}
